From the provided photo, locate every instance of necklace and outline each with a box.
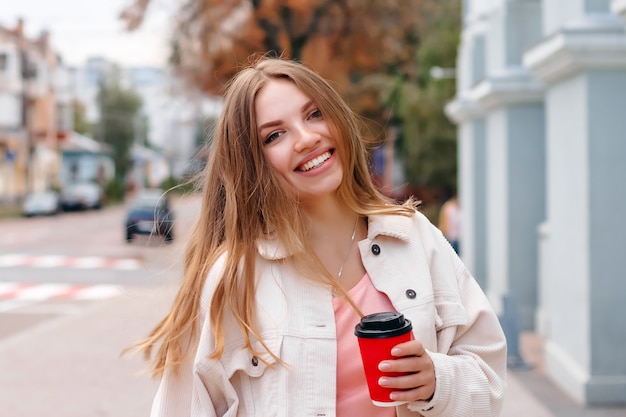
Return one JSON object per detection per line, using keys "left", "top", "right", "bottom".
{"left": 337, "top": 216, "right": 359, "bottom": 281}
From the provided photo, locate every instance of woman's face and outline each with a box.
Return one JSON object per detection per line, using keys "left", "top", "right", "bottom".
{"left": 256, "top": 78, "right": 343, "bottom": 204}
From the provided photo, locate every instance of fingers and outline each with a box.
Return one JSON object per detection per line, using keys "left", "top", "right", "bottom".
{"left": 378, "top": 365, "right": 436, "bottom": 402}
{"left": 391, "top": 340, "right": 426, "bottom": 357}
{"left": 377, "top": 340, "right": 436, "bottom": 402}
{"left": 378, "top": 354, "right": 433, "bottom": 379}
{"left": 387, "top": 383, "right": 435, "bottom": 402}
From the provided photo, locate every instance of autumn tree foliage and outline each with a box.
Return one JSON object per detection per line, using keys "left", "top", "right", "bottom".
{"left": 121, "top": 0, "right": 460, "bottom": 194}
{"left": 121, "top": 0, "right": 421, "bottom": 95}
{"left": 96, "top": 72, "right": 143, "bottom": 181}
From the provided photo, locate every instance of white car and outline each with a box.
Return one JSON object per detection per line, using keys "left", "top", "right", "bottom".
{"left": 60, "top": 182, "right": 104, "bottom": 211}
{"left": 22, "top": 191, "right": 61, "bottom": 217}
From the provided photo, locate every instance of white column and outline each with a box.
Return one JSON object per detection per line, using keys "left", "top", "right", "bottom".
{"left": 524, "top": 1, "right": 626, "bottom": 405}
{"left": 478, "top": 0, "right": 546, "bottom": 328}
{"left": 446, "top": 7, "right": 490, "bottom": 290}
{"left": 473, "top": 71, "right": 545, "bottom": 328}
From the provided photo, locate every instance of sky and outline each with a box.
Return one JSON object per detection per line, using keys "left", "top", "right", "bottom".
{"left": 2, "top": 0, "right": 175, "bottom": 68}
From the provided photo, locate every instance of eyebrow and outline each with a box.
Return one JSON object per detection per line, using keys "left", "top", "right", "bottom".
{"left": 257, "top": 100, "right": 315, "bottom": 131}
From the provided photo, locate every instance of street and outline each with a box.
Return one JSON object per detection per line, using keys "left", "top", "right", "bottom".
{"left": 2, "top": 193, "right": 624, "bottom": 417}
{"left": 0, "top": 192, "right": 201, "bottom": 417}
{"left": 0, "top": 193, "right": 200, "bottom": 338}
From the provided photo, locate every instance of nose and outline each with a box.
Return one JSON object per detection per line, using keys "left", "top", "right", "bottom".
{"left": 293, "top": 123, "right": 320, "bottom": 153}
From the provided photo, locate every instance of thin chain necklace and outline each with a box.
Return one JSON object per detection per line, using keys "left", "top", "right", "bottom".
{"left": 337, "top": 216, "right": 359, "bottom": 281}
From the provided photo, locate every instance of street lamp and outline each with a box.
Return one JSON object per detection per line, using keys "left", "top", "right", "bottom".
{"left": 429, "top": 66, "right": 457, "bottom": 80}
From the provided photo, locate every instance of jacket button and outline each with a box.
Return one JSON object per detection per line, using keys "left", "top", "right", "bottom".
{"left": 251, "top": 356, "right": 259, "bottom": 366}
{"left": 371, "top": 244, "right": 381, "bottom": 255}
{"left": 405, "top": 289, "right": 417, "bottom": 299}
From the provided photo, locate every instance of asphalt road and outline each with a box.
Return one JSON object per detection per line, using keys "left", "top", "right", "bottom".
{"left": 0, "top": 192, "right": 201, "bottom": 340}
{"left": 0, "top": 192, "right": 202, "bottom": 417}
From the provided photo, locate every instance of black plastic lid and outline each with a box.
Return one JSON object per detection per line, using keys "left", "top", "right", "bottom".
{"left": 354, "top": 312, "right": 413, "bottom": 338}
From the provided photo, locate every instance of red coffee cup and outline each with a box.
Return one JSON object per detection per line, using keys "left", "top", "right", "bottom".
{"left": 354, "top": 312, "right": 414, "bottom": 407}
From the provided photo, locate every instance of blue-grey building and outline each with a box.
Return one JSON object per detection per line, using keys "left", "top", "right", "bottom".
{"left": 447, "top": 0, "right": 626, "bottom": 406}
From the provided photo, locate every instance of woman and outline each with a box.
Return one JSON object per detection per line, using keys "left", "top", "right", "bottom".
{"left": 137, "top": 57, "right": 507, "bottom": 416}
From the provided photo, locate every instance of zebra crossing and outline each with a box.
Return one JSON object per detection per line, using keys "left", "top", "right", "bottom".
{"left": 0, "top": 253, "right": 139, "bottom": 314}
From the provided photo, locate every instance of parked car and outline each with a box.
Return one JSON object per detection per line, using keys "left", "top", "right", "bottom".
{"left": 22, "top": 191, "right": 61, "bottom": 217}
{"left": 60, "top": 182, "right": 104, "bottom": 211}
{"left": 124, "top": 189, "right": 175, "bottom": 243}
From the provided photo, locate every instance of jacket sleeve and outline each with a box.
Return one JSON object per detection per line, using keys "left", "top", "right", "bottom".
{"left": 151, "top": 256, "right": 240, "bottom": 417}
{"left": 149, "top": 330, "right": 240, "bottom": 417}
{"left": 406, "top": 230, "right": 507, "bottom": 417}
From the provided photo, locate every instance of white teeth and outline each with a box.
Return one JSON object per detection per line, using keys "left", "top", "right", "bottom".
{"left": 299, "top": 152, "right": 331, "bottom": 172}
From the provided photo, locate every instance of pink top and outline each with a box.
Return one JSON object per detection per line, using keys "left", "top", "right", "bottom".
{"left": 333, "top": 273, "right": 397, "bottom": 417}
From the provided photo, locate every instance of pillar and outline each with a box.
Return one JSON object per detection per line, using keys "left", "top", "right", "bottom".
{"left": 524, "top": 0, "right": 626, "bottom": 405}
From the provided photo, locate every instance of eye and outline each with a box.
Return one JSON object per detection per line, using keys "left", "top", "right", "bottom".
{"left": 308, "top": 109, "right": 322, "bottom": 120}
{"left": 263, "top": 131, "right": 282, "bottom": 145}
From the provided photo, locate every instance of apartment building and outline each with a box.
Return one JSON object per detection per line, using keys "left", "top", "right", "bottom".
{"left": 0, "top": 19, "right": 67, "bottom": 202}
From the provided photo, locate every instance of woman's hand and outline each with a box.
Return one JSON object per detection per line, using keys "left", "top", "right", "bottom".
{"left": 377, "top": 340, "right": 436, "bottom": 402}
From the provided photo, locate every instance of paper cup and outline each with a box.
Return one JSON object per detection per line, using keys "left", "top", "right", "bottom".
{"left": 354, "top": 312, "right": 413, "bottom": 407}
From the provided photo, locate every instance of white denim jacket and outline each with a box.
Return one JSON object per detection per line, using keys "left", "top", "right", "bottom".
{"left": 151, "top": 211, "right": 507, "bottom": 417}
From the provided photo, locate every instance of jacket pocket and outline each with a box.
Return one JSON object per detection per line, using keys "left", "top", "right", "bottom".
{"left": 434, "top": 298, "right": 468, "bottom": 331}
{"left": 221, "top": 336, "right": 283, "bottom": 416}
{"left": 401, "top": 298, "right": 439, "bottom": 352}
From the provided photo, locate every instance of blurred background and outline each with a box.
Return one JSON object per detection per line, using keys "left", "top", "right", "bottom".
{"left": 1, "top": 0, "right": 625, "bottom": 416}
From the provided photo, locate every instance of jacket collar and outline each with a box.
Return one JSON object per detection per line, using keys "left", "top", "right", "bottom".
{"left": 256, "top": 212, "right": 415, "bottom": 261}
{"left": 366, "top": 212, "right": 414, "bottom": 242}
{"left": 256, "top": 235, "right": 292, "bottom": 260}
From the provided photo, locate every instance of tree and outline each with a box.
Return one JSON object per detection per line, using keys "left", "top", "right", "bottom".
{"left": 96, "top": 73, "right": 143, "bottom": 182}
{"left": 120, "top": 0, "right": 461, "bottom": 193}
{"left": 395, "top": 0, "right": 460, "bottom": 193}
{"left": 121, "top": 0, "right": 421, "bottom": 94}
{"left": 72, "top": 99, "right": 93, "bottom": 136}
{"left": 343, "top": 0, "right": 460, "bottom": 195}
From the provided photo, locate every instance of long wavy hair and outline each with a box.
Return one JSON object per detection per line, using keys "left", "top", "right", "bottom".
{"left": 136, "top": 57, "right": 417, "bottom": 376}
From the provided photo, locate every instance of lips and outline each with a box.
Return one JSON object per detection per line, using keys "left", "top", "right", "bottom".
{"left": 297, "top": 150, "right": 333, "bottom": 172}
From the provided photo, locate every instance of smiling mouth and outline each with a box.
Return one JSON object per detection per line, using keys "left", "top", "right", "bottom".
{"left": 297, "top": 150, "right": 333, "bottom": 172}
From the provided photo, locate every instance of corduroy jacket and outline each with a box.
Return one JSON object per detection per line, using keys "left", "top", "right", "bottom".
{"left": 151, "top": 210, "right": 507, "bottom": 417}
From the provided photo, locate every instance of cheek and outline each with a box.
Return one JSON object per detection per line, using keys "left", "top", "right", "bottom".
{"left": 263, "top": 148, "right": 290, "bottom": 176}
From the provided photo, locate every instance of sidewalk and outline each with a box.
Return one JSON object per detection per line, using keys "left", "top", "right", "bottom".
{"left": 500, "top": 332, "right": 556, "bottom": 417}
{"left": 503, "top": 333, "right": 626, "bottom": 417}
{"left": 0, "top": 285, "right": 173, "bottom": 417}
{"left": 0, "top": 284, "right": 623, "bottom": 416}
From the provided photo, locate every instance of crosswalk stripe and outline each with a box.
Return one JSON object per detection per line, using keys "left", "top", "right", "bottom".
{"left": 0, "top": 282, "right": 28, "bottom": 298}
{"left": 0, "top": 254, "right": 28, "bottom": 267}
{"left": 0, "top": 282, "right": 123, "bottom": 301}
{"left": 71, "top": 256, "right": 107, "bottom": 269}
{"left": 0, "top": 254, "right": 142, "bottom": 270}
{"left": 13, "top": 283, "right": 73, "bottom": 300}
{"left": 73, "top": 285, "right": 123, "bottom": 300}
{"left": 29, "top": 255, "right": 68, "bottom": 268}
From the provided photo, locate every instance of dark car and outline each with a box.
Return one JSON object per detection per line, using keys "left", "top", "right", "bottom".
{"left": 124, "top": 190, "right": 174, "bottom": 243}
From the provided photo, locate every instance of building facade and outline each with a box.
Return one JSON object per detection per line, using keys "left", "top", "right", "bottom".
{"left": 0, "top": 19, "right": 216, "bottom": 203}
{"left": 447, "top": 0, "right": 626, "bottom": 405}
{"left": 0, "top": 19, "right": 66, "bottom": 202}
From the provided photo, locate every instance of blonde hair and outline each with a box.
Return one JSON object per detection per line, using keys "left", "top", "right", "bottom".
{"left": 136, "top": 57, "right": 417, "bottom": 376}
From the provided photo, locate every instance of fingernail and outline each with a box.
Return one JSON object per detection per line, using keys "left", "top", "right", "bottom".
{"left": 389, "top": 392, "right": 398, "bottom": 400}
{"left": 378, "top": 362, "right": 390, "bottom": 371}
{"left": 379, "top": 377, "right": 390, "bottom": 386}
{"left": 391, "top": 347, "right": 401, "bottom": 356}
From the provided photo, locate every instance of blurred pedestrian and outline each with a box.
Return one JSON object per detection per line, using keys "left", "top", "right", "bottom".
{"left": 438, "top": 194, "right": 461, "bottom": 254}
{"left": 132, "top": 57, "right": 506, "bottom": 417}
